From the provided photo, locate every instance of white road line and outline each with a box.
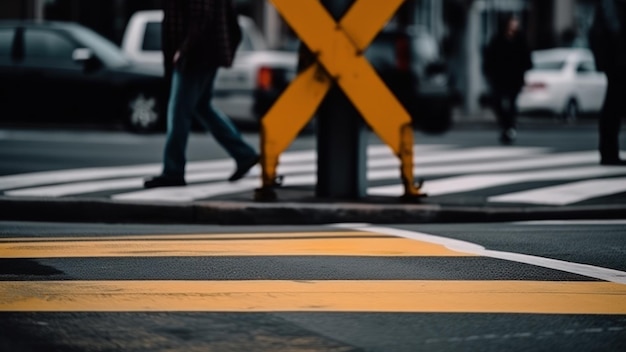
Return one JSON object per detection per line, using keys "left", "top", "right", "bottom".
{"left": 4, "top": 167, "right": 257, "bottom": 198}
{"left": 368, "top": 147, "right": 547, "bottom": 168}
{"left": 368, "top": 150, "right": 600, "bottom": 181}
{"left": 366, "top": 144, "right": 452, "bottom": 157}
{"left": 3, "top": 167, "right": 245, "bottom": 197}
{"left": 369, "top": 166, "right": 626, "bottom": 197}
{"left": 489, "top": 177, "right": 626, "bottom": 205}
{"left": 0, "top": 160, "right": 236, "bottom": 191}
{"left": 347, "top": 225, "right": 626, "bottom": 285}
{"left": 2, "top": 161, "right": 311, "bottom": 198}
{"left": 2, "top": 147, "right": 619, "bottom": 201}
{"left": 5, "top": 178, "right": 145, "bottom": 197}
{"left": 273, "top": 146, "right": 546, "bottom": 175}
{"left": 0, "top": 164, "right": 161, "bottom": 191}
{"left": 114, "top": 178, "right": 261, "bottom": 202}
{"left": 513, "top": 220, "right": 626, "bottom": 225}
{"left": 275, "top": 146, "right": 546, "bottom": 175}
{"left": 112, "top": 168, "right": 321, "bottom": 202}
{"left": 0, "top": 145, "right": 461, "bottom": 197}
{"left": 0, "top": 144, "right": 448, "bottom": 192}
{"left": 205, "top": 148, "right": 600, "bottom": 199}
{"left": 111, "top": 148, "right": 550, "bottom": 201}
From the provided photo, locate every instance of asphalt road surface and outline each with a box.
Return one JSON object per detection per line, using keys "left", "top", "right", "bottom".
{"left": 1, "top": 220, "right": 625, "bottom": 351}
{"left": 1, "top": 121, "right": 625, "bottom": 206}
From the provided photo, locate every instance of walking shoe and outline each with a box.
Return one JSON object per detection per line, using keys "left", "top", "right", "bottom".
{"left": 600, "top": 158, "right": 626, "bottom": 166}
{"left": 499, "top": 128, "right": 517, "bottom": 145}
{"left": 229, "top": 155, "right": 260, "bottom": 182}
{"left": 144, "top": 175, "right": 186, "bottom": 189}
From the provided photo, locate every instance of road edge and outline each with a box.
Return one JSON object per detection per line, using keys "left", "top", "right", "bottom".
{"left": 1, "top": 196, "right": 625, "bottom": 225}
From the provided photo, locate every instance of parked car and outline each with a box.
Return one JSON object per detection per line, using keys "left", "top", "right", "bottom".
{"left": 121, "top": 10, "right": 297, "bottom": 128}
{"left": 0, "top": 20, "right": 167, "bottom": 132}
{"left": 517, "top": 48, "right": 608, "bottom": 121}
{"left": 365, "top": 23, "right": 455, "bottom": 134}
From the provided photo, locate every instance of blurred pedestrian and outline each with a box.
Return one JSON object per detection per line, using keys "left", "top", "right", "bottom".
{"left": 145, "top": 0, "right": 259, "bottom": 189}
{"left": 483, "top": 15, "right": 533, "bottom": 144}
{"left": 589, "top": 0, "right": 626, "bottom": 166}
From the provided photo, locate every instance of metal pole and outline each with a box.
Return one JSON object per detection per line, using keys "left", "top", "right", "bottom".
{"left": 264, "top": 2, "right": 281, "bottom": 49}
{"left": 465, "top": 0, "right": 482, "bottom": 116}
{"left": 315, "top": 0, "right": 367, "bottom": 199}
{"left": 34, "top": 0, "right": 45, "bottom": 21}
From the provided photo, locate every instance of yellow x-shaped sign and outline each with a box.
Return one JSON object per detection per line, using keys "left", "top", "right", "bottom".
{"left": 259, "top": 0, "right": 423, "bottom": 199}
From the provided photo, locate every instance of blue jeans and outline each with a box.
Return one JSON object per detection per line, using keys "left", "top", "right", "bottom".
{"left": 162, "top": 67, "right": 258, "bottom": 178}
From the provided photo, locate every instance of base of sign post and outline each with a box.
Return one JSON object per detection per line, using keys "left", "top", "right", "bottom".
{"left": 400, "top": 178, "right": 428, "bottom": 202}
{"left": 254, "top": 175, "right": 284, "bottom": 202}
{"left": 254, "top": 187, "right": 277, "bottom": 202}
{"left": 315, "top": 87, "right": 367, "bottom": 199}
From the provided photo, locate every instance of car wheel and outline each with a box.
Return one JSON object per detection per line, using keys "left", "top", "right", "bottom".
{"left": 562, "top": 99, "right": 578, "bottom": 123}
{"left": 126, "top": 92, "right": 162, "bottom": 133}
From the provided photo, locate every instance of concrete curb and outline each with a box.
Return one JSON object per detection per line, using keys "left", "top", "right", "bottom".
{"left": 1, "top": 196, "right": 625, "bottom": 225}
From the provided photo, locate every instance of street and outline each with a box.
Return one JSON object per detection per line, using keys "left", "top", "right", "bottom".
{"left": 2, "top": 0, "right": 625, "bottom": 348}
{"left": 1, "top": 119, "right": 625, "bottom": 206}
{"left": 1, "top": 220, "right": 625, "bottom": 351}
{"left": 1, "top": 120, "right": 626, "bottom": 350}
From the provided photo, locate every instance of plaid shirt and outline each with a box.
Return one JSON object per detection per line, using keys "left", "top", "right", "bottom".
{"left": 162, "top": 0, "right": 241, "bottom": 76}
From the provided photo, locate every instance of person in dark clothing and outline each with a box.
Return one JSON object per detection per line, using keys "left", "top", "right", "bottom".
{"left": 145, "top": 0, "right": 259, "bottom": 189}
{"left": 483, "top": 15, "right": 533, "bottom": 144}
{"left": 589, "top": 0, "right": 626, "bottom": 166}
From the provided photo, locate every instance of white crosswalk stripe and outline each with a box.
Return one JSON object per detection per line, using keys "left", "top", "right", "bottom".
{"left": 489, "top": 177, "right": 626, "bottom": 205}
{"left": 1, "top": 145, "right": 625, "bottom": 205}
{"left": 370, "top": 166, "right": 626, "bottom": 197}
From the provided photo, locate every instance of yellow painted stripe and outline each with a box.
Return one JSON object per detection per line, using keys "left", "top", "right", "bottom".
{"left": 2, "top": 281, "right": 625, "bottom": 314}
{"left": 0, "top": 233, "right": 471, "bottom": 258}
{"left": 261, "top": 61, "right": 332, "bottom": 159}
{"left": 0, "top": 231, "right": 382, "bottom": 242}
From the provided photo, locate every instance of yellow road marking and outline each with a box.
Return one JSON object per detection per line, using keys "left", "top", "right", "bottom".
{"left": 0, "top": 231, "right": 384, "bottom": 242}
{"left": 0, "top": 232, "right": 471, "bottom": 258}
{"left": 2, "top": 280, "right": 625, "bottom": 314}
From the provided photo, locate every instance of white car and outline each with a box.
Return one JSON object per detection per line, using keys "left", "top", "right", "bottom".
{"left": 121, "top": 10, "right": 297, "bottom": 126}
{"left": 517, "top": 48, "right": 607, "bottom": 121}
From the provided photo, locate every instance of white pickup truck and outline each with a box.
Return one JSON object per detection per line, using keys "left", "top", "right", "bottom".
{"left": 121, "top": 10, "right": 297, "bottom": 127}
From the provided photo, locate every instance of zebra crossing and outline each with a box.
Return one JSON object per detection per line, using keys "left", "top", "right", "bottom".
{"left": 0, "top": 144, "right": 625, "bottom": 205}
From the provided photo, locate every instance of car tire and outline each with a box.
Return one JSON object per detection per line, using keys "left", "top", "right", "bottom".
{"left": 562, "top": 99, "right": 578, "bottom": 123}
{"left": 125, "top": 92, "right": 163, "bottom": 133}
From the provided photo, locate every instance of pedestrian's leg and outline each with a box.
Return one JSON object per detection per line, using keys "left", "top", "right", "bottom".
{"left": 162, "top": 69, "right": 203, "bottom": 177}
{"left": 492, "top": 91, "right": 506, "bottom": 130}
{"left": 195, "top": 69, "right": 259, "bottom": 180}
{"left": 496, "top": 91, "right": 517, "bottom": 144}
{"left": 599, "top": 76, "right": 623, "bottom": 164}
{"left": 509, "top": 91, "right": 520, "bottom": 130}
